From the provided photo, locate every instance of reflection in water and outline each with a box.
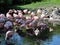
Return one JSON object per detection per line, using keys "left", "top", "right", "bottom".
{"left": 23, "top": 29, "right": 60, "bottom": 45}
{"left": 42, "top": 35, "right": 60, "bottom": 45}
{"left": 1, "top": 27, "right": 60, "bottom": 45}
{"left": 23, "top": 34, "right": 60, "bottom": 45}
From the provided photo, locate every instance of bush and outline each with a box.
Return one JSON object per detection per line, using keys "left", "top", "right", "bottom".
{"left": 12, "top": 0, "right": 42, "bottom": 5}
{"left": 0, "top": 0, "right": 42, "bottom": 13}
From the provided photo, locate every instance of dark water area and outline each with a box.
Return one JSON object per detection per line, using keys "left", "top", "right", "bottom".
{"left": 22, "top": 26, "right": 60, "bottom": 45}
{"left": 0, "top": 26, "right": 60, "bottom": 45}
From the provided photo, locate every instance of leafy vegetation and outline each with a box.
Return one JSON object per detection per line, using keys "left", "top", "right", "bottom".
{"left": 12, "top": 0, "right": 60, "bottom": 9}
{"left": 0, "top": 0, "right": 60, "bottom": 13}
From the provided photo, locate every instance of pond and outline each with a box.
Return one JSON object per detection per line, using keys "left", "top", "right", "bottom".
{"left": 0, "top": 26, "right": 60, "bottom": 45}
{"left": 22, "top": 26, "right": 60, "bottom": 45}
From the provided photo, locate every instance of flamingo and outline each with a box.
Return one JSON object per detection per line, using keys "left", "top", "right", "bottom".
{"left": 37, "top": 9, "right": 42, "bottom": 14}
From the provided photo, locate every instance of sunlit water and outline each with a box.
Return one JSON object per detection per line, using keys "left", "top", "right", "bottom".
{"left": 0, "top": 26, "right": 60, "bottom": 45}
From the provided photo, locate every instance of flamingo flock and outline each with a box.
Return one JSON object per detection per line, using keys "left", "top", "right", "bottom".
{"left": 1, "top": 7, "right": 60, "bottom": 45}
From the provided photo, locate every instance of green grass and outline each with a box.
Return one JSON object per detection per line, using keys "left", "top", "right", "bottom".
{"left": 12, "top": 0, "right": 60, "bottom": 9}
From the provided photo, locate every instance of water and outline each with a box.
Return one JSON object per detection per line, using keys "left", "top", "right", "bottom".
{"left": 0, "top": 26, "right": 60, "bottom": 45}
{"left": 22, "top": 26, "right": 60, "bottom": 45}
